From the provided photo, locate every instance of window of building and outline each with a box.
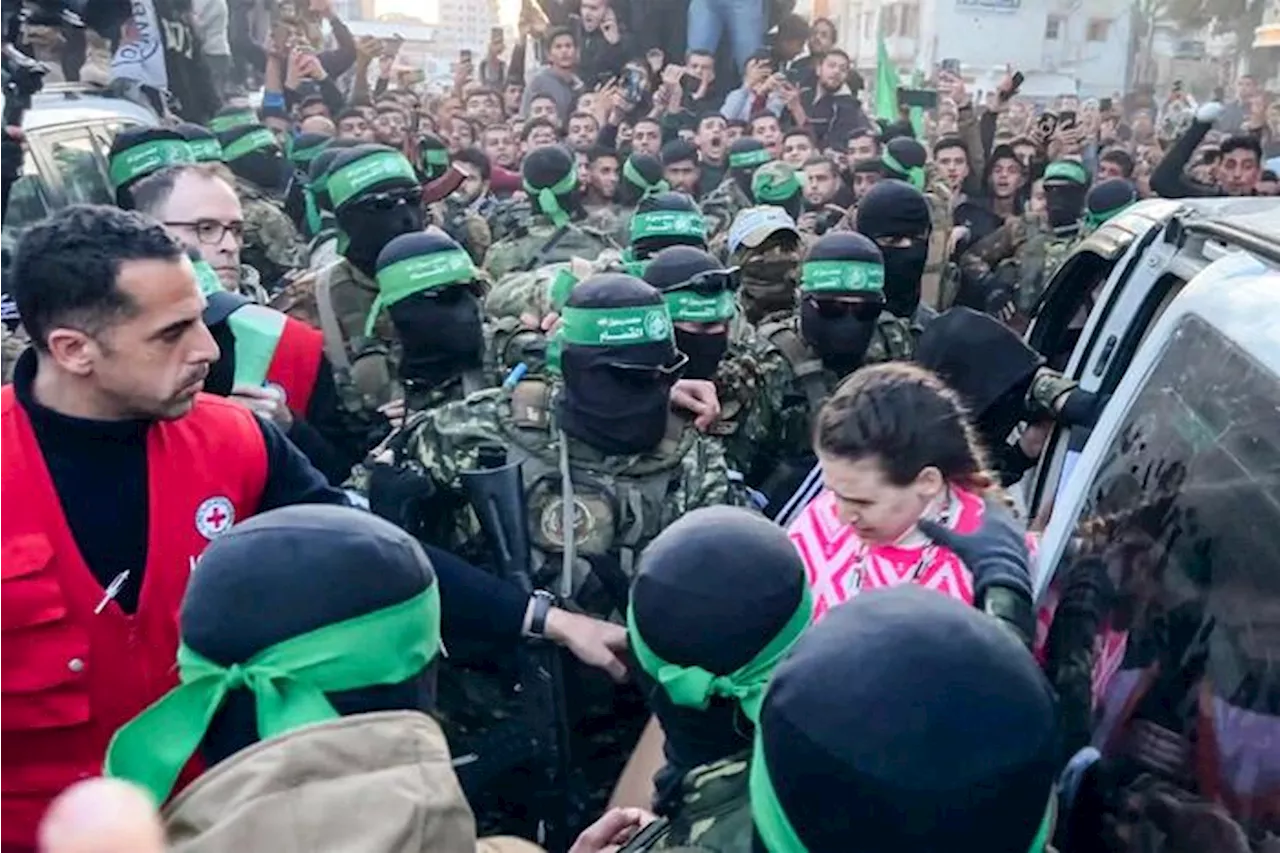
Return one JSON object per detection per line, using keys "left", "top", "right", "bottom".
{"left": 1045, "top": 15, "right": 1062, "bottom": 39}
{"left": 901, "top": 4, "right": 918, "bottom": 37}
{"left": 1087, "top": 18, "right": 1110, "bottom": 41}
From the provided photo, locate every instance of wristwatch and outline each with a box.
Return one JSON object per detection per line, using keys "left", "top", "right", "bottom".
{"left": 525, "top": 589, "right": 556, "bottom": 639}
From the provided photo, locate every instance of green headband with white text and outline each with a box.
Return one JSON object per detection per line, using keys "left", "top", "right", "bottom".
{"left": 559, "top": 303, "right": 673, "bottom": 346}
{"left": 110, "top": 140, "right": 195, "bottom": 188}
{"left": 730, "top": 148, "right": 773, "bottom": 169}
{"left": 800, "top": 260, "right": 885, "bottom": 294}
{"left": 222, "top": 128, "right": 279, "bottom": 162}
{"left": 366, "top": 249, "right": 476, "bottom": 335}
{"left": 328, "top": 151, "right": 419, "bottom": 209}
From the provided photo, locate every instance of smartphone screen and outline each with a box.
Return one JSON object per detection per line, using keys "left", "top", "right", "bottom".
{"left": 1099, "top": 97, "right": 1113, "bottom": 113}
{"left": 460, "top": 49, "right": 472, "bottom": 63}
{"left": 1058, "top": 110, "right": 1078, "bottom": 131}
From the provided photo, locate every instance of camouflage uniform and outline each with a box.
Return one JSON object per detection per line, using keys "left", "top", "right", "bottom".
{"left": 435, "top": 201, "right": 494, "bottom": 266}
{"left": 922, "top": 175, "right": 955, "bottom": 312}
{"left": 238, "top": 179, "right": 309, "bottom": 290}
{"left": 728, "top": 240, "right": 806, "bottom": 325}
{"left": 482, "top": 214, "right": 619, "bottom": 282}
{"left": 959, "top": 216, "right": 1078, "bottom": 318}
{"left": 2, "top": 325, "right": 29, "bottom": 384}
{"left": 700, "top": 177, "right": 754, "bottom": 242}
{"left": 349, "top": 377, "right": 747, "bottom": 834}
{"left": 632, "top": 752, "right": 753, "bottom": 852}
{"left": 236, "top": 264, "right": 271, "bottom": 304}
{"left": 583, "top": 204, "right": 626, "bottom": 242}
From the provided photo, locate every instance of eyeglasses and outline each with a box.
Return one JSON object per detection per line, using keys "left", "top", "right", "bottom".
{"left": 607, "top": 350, "right": 689, "bottom": 382}
{"left": 164, "top": 219, "right": 245, "bottom": 245}
{"left": 348, "top": 188, "right": 421, "bottom": 212}
{"left": 804, "top": 294, "right": 883, "bottom": 322}
{"left": 667, "top": 268, "right": 740, "bottom": 296}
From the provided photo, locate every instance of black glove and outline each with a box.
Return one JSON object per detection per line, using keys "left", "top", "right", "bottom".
{"left": 367, "top": 463, "right": 436, "bottom": 535}
{"left": 918, "top": 498, "right": 1035, "bottom": 646}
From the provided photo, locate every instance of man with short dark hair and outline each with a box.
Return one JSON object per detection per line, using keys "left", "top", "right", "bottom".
{"left": 661, "top": 139, "right": 701, "bottom": 196}
{"left": 631, "top": 116, "right": 664, "bottom": 157}
{"left": 790, "top": 49, "right": 869, "bottom": 147}
{"left": 522, "top": 117, "right": 562, "bottom": 153}
{"left": 464, "top": 88, "right": 504, "bottom": 126}
{"left": 335, "top": 108, "right": 375, "bottom": 142}
{"left": 750, "top": 113, "right": 784, "bottom": 158}
{"left": 575, "top": 0, "right": 632, "bottom": 83}
{"left": 567, "top": 111, "right": 601, "bottom": 151}
{"left": 480, "top": 123, "right": 519, "bottom": 169}
{"left": 528, "top": 93, "right": 562, "bottom": 125}
{"left": 1096, "top": 148, "right": 1135, "bottom": 182}
{"left": 1152, "top": 103, "right": 1264, "bottom": 198}
{"left": 520, "top": 27, "right": 581, "bottom": 123}
{"left": 695, "top": 113, "right": 728, "bottom": 196}
{"left": 782, "top": 128, "right": 816, "bottom": 167}
{"left": 846, "top": 128, "right": 880, "bottom": 163}
{"left": 583, "top": 145, "right": 621, "bottom": 210}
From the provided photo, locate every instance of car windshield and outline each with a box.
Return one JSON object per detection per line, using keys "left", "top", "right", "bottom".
{"left": 1040, "top": 312, "right": 1280, "bottom": 842}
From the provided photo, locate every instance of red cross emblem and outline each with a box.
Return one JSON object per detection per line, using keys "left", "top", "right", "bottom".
{"left": 195, "top": 496, "right": 235, "bottom": 539}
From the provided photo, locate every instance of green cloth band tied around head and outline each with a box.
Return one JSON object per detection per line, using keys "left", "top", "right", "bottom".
{"left": 549, "top": 268, "right": 580, "bottom": 312}
{"left": 422, "top": 148, "right": 450, "bottom": 167}
{"left": 188, "top": 138, "right": 224, "bottom": 162}
{"left": 801, "top": 260, "right": 885, "bottom": 294}
{"left": 222, "top": 129, "right": 278, "bottom": 162}
{"left": 328, "top": 151, "right": 419, "bottom": 209}
{"left": 630, "top": 210, "right": 707, "bottom": 242}
{"left": 623, "top": 158, "right": 669, "bottom": 195}
{"left": 881, "top": 150, "right": 925, "bottom": 191}
{"left": 730, "top": 148, "right": 772, "bottom": 169}
{"left": 365, "top": 249, "right": 476, "bottom": 335}
{"left": 110, "top": 140, "right": 195, "bottom": 188}
{"left": 628, "top": 584, "right": 811, "bottom": 722}
{"left": 192, "top": 258, "right": 223, "bottom": 297}
{"left": 664, "top": 288, "right": 735, "bottom": 322}
{"left": 755, "top": 173, "right": 802, "bottom": 202}
{"left": 749, "top": 728, "right": 1055, "bottom": 853}
{"left": 104, "top": 586, "right": 442, "bottom": 804}
{"left": 523, "top": 169, "right": 577, "bottom": 228}
{"left": 1044, "top": 160, "right": 1090, "bottom": 185}
{"left": 559, "top": 303, "right": 673, "bottom": 346}
{"left": 209, "top": 111, "right": 258, "bottom": 133}
{"left": 1083, "top": 201, "right": 1134, "bottom": 231}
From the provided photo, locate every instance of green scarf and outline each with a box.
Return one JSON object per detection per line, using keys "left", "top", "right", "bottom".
{"left": 104, "top": 586, "right": 441, "bottom": 803}
{"left": 623, "top": 158, "right": 669, "bottom": 196}
{"left": 523, "top": 169, "right": 578, "bottom": 228}
{"left": 881, "top": 150, "right": 925, "bottom": 191}
{"left": 628, "top": 585, "right": 811, "bottom": 722}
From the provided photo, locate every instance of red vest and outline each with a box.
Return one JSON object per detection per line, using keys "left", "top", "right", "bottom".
{"left": 265, "top": 315, "right": 324, "bottom": 418}
{"left": 0, "top": 389, "right": 268, "bottom": 847}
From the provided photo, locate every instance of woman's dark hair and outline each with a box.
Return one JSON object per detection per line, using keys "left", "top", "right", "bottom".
{"left": 815, "top": 362, "right": 999, "bottom": 496}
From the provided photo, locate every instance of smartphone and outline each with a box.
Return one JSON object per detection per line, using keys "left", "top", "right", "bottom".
{"left": 1034, "top": 112, "right": 1059, "bottom": 141}
{"left": 1099, "top": 97, "right": 1113, "bottom": 113}
{"left": 621, "top": 65, "right": 647, "bottom": 104}
{"left": 898, "top": 88, "right": 938, "bottom": 109}
{"left": 940, "top": 57, "right": 961, "bottom": 76}
{"left": 1058, "top": 110, "right": 1078, "bottom": 132}
{"left": 382, "top": 35, "right": 403, "bottom": 56}
{"left": 460, "top": 48, "right": 472, "bottom": 63}
{"left": 680, "top": 70, "right": 701, "bottom": 97}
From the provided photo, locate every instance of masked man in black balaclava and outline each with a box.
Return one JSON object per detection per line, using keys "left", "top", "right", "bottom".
{"left": 702, "top": 137, "right": 773, "bottom": 237}
{"left": 642, "top": 245, "right": 735, "bottom": 383}
{"left": 855, "top": 179, "right": 935, "bottom": 328}
{"left": 216, "top": 122, "right": 309, "bottom": 290}
{"left": 627, "top": 192, "right": 710, "bottom": 269}
{"left": 372, "top": 230, "right": 491, "bottom": 413}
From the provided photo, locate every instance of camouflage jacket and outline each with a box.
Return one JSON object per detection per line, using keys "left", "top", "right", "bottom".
{"left": 922, "top": 176, "right": 954, "bottom": 312}
{"left": 1008, "top": 227, "right": 1078, "bottom": 316}
{"left": 238, "top": 179, "right": 309, "bottom": 290}
{"left": 350, "top": 379, "right": 748, "bottom": 620}
{"left": 236, "top": 264, "right": 271, "bottom": 304}
{"left": 482, "top": 215, "right": 619, "bottom": 281}
{"left": 751, "top": 311, "right": 915, "bottom": 462}
{"left": 2, "top": 324, "right": 29, "bottom": 384}
{"left": 637, "top": 752, "right": 753, "bottom": 853}
{"left": 583, "top": 203, "right": 629, "bottom": 244}
{"left": 701, "top": 177, "right": 753, "bottom": 241}
{"left": 434, "top": 201, "right": 493, "bottom": 266}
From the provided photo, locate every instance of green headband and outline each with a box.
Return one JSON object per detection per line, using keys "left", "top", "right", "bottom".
{"left": 1083, "top": 200, "right": 1135, "bottom": 231}
{"left": 749, "top": 729, "right": 1056, "bottom": 852}
{"left": 559, "top": 303, "right": 673, "bottom": 346}
{"left": 421, "top": 147, "right": 450, "bottom": 168}
{"left": 730, "top": 148, "right": 772, "bottom": 169}
{"left": 222, "top": 128, "right": 278, "bottom": 162}
{"left": 291, "top": 139, "right": 331, "bottom": 167}
{"left": 800, "top": 260, "right": 885, "bottom": 294}
{"left": 630, "top": 210, "right": 707, "bottom": 242}
{"left": 109, "top": 139, "right": 195, "bottom": 188}
{"left": 209, "top": 111, "right": 257, "bottom": 133}
{"left": 187, "top": 138, "right": 224, "bottom": 162}
{"left": 1044, "top": 160, "right": 1089, "bottom": 185}
{"left": 192, "top": 258, "right": 223, "bottom": 297}
{"left": 623, "top": 158, "right": 669, "bottom": 195}
{"left": 664, "top": 288, "right": 735, "bottom": 322}
{"left": 628, "top": 584, "right": 810, "bottom": 721}
{"left": 522, "top": 168, "right": 577, "bottom": 228}
{"left": 328, "top": 151, "right": 419, "bottom": 209}
{"left": 881, "top": 150, "right": 925, "bottom": 190}
{"left": 366, "top": 249, "right": 476, "bottom": 336}
{"left": 755, "top": 172, "right": 802, "bottom": 203}
{"left": 105, "top": 586, "right": 441, "bottom": 803}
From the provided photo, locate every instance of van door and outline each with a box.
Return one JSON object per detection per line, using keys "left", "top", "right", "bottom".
{"left": 31, "top": 125, "right": 115, "bottom": 208}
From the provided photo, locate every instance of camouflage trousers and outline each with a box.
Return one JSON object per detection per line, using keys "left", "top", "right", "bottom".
{"left": 437, "top": 641, "right": 648, "bottom": 842}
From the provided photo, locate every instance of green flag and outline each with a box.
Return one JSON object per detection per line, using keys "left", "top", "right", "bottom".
{"left": 909, "top": 69, "right": 926, "bottom": 139}
{"left": 874, "top": 35, "right": 899, "bottom": 125}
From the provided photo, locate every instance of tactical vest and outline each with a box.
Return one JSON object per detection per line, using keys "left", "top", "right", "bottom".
{"left": 313, "top": 260, "right": 399, "bottom": 415}
{"left": 623, "top": 752, "right": 753, "bottom": 853}
{"left": 1014, "top": 233, "right": 1076, "bottom": 316}
{"left": 498, "top": 379, "right": 694, "bottom": 619}
{"left": 757, "top": 319, "right": 830, "bottom": 416}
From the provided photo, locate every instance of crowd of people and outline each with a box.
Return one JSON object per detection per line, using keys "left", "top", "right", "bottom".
{"left": 1, "top": 0, "right": 1278, "bottom": 850}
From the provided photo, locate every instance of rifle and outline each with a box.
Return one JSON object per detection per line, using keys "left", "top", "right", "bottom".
{"left": 458, "top": 447, "right": 575, "bottom": 850}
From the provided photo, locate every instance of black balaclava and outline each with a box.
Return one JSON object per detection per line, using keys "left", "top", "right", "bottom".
{"left": 217, "top": 123, "right": 289, "bottom": 193}
{"left": 879, "top": 137, "right": 928, "bottom": 192}
{"left": 174, "top": 122, "right": 223, "bottom": 162}
{"left": 557, "top": 273, "right": 684, "bottom": 456}
{"left": 108, "top": 126, "right": 195, "bottom": 208}
{"left": 798, "top": 230, "right": 886, "bottom": 377}
{"left": 329, "top": 145, "right": 425, "bottom": 278}
{"left": 855, "top": 180, "right": 931, "bottom": 319}
{"left": 308, "top": 140, "right": 359, "bottom": 213}
{"left": 631, "top": 507, "right": 809, "bottom": 809}
{"left": 418, "top": 132, "right": 451, "bottom": 182}
{"left": 643, "top": 245, "right": 734, "bottom": 381}
{"left": 915, "top": 307, "right": 1045, "bottom": 454}
{"left": 752, "top": 585, "right": 1061, "bottom": 853}
{"left": 185, "top": 506, "right": 440, "bottom": 768}
{"left": 1083, "top": 178, "right": 1139, "bottom": 232}
{"left": 523, "top": 144, "right": 582, "bottom": 226}
{"left": 1043, "top": 160, "right": 1091, "bottom": 231}
{"left": 618, "top": 153, "right": 669, "bottom": 207}
{"left": 630, "top": 192, "right": 710, "bottom": 261}
{"left": 374, "top": 230, "right": 483, "bottom": 391}
{"left": 727, "top": 137, "right": 772, "bottom": 196}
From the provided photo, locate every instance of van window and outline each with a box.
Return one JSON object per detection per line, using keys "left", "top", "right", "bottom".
{"left": 1041, "top": 313, "right": 1280, "bottom": 839}
{"left": 3, "top": 148, "right": 50, "bottom": 234}
{"left": 46, "top": 129, "right": 113, "bottom": 206}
